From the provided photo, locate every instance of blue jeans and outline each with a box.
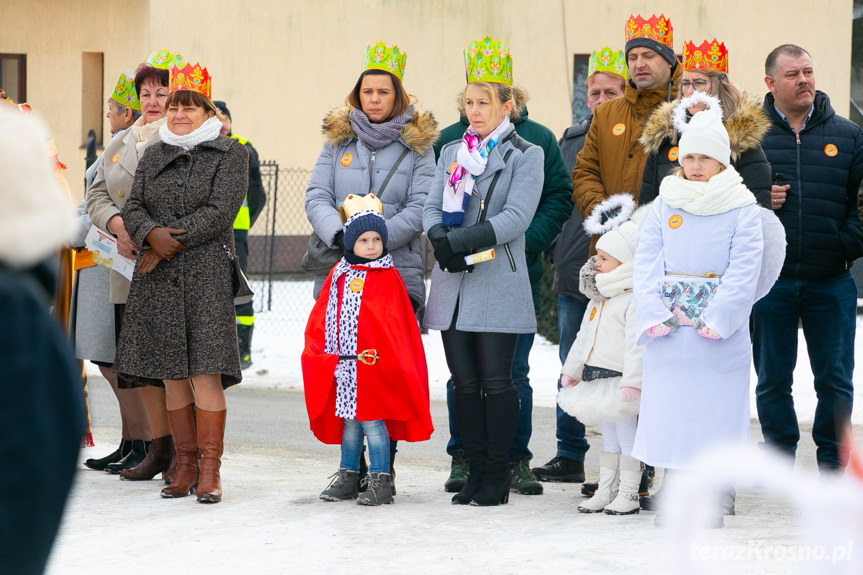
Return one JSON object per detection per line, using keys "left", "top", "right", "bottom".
{"left": 340, "top": 419, "right": 390, "bottom": 473}
{"left": 445, "top": 332, "right": 534, "bottom": 461}
{"left": 556, "top": 294, "right": 590, "bottom": 462}
{"left": 752, "top": 273, "right": 856, "bottom": 470}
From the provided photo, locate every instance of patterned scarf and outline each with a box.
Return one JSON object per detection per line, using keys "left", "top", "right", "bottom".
{"left": 324, "top": 253, "right": 394, "bottom": 419}
{"left": 442, "top": 117, "right": 511, "bottom": 227}
{"left": 349, "top": 106, "right": 413, "bottom": 151}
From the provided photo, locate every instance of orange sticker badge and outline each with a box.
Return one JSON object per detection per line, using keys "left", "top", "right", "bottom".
{"left": 111, "top": 152, "right": 122, "bottom": 163}
{"left": 667, "top": 146, "right": 679, "bottom": 162}
{"left": 340, "top": 153, "right": 353, "bottom": 167}
{"left": 589, "top": 306, "right": 597, "bottom": 321}
{"left": 449, "top": 161, "right": 458, "bottom": 174}
{"left": 349, "top": 278, "right": 364, "bottom": 292}
{"left": 612, "top": 123, "right": 626, "bottom": 136}
{"left": 668, "top": 214, "right": 683, "bottom": 229}
{"left": 824, "top": 143, "right": 838, "bottom": 157}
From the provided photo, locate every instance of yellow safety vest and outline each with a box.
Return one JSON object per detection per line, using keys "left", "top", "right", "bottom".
{"left": 231, "top": 134, "right": 251, "bottom": 231}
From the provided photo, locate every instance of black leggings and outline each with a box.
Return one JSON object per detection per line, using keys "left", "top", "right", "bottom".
{"left": 441, "top": 327, "right": 517, "bottom": 396}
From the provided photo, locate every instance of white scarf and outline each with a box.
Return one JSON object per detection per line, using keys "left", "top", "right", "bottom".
{"left": 130, "top": 116, "right": 166, "bottom": 153}
{"left": 158, "top": 115, "right": 223, "bottom": 151}
{"left": 595, "top": 261, "right": 633, "bottom": 299}
{"left": 659, "top": 165, "right": 756, "bottom": 216}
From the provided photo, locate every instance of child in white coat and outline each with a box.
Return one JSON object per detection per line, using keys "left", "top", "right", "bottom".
{"left": 558, "top": 200, "right": 644, "bottom": 515}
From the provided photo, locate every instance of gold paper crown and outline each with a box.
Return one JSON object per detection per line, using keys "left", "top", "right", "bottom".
{"left": 588, "top": 47, "right": 629, "bottom": 80}
{"left": 339, "top": 193, "right": 384, "bottom": 224}
{"left": 625, "top": 14, "right": 673, "bottom": 49}
{"left": 362, "top": 43, "right": 407, "bottom": 82}
{"left": 169, "top": 63, "right": 212, "bottom": 99}
{"left": 465, "top": 36, "right": 513, "bottom": 86}
{"left": 146, "top": 49, "right": 184, "bottom": 70}
{"left": 110, "top": 71, "right": 140, "bottom": 111}
{"left": 683, "top": 39, "right": 729, "bottom": 74}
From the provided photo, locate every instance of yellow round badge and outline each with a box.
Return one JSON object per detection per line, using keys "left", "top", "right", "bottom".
{"left": 669, "top": 214, "right": 683, "bottom": 229}
{"left": 341, "top": 153, "right": 353, "bottom": 167}
{"left": 612, "top": 123, "right": 626, "bottom": 136}
{"left": 349, "top": 278, "right": 364, "bottom": 292}
{"left": 589, "top": 306, "right": 597, "bottom": 321}
{"left": 111, "top": 152, "right": 121, "bottom": 164}
{"left": 824, "top": 144, "right": 838, "bottom": 157}
{"left": 668, "top": 146, "right": 679, "bottom": 162}
{"left": 449, "top": 161, "right": 458, "bottom": 174}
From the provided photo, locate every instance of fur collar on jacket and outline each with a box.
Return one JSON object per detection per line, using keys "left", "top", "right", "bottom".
{"left": 579, "top": 256, "right": 607, "bottom": 301}
{"left": 639, "top": 95, "right": 770, "bottom": 161}
{"left": 321, "top": 107, "right": 439, "bottom": 155}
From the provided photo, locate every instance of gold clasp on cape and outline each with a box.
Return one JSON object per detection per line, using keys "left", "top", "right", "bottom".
{"left": 357, "top": 349, "right": 379, "bottom": 365}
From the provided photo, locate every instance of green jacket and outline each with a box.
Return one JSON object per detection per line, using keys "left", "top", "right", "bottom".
{"left": 434, "top": 108, "right": 573, "bottom": 312}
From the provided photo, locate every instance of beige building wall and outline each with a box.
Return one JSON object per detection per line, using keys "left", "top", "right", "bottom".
{"left": 1, "top": 0, "right": 853, "bottom": 204}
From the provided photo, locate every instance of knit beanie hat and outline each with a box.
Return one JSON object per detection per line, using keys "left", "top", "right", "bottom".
{"left": 625, "top": 38, "right": 677, "bottom": 69}
{"left": 343, "top": 209, "right": 388, "bottom": 253}
{"left": 675, "top": 92, "right": 730, "bottom": 167}
{"left": 596, "top": 218, "right": 639, "bottom": 264}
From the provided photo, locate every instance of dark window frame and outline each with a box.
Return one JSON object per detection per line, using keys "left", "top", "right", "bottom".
{"left": 0, "top": 53, "right": 27, "bottom": 103}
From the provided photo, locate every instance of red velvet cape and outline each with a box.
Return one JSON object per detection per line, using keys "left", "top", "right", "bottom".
{"left": 302, "top": 264, "right": 433, "bottom": 444}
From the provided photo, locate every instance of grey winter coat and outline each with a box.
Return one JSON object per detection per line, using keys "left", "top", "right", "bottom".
{"left": 85, "top": 125, "right": 161, "bottom": 303}
{"left": 423, "top": 126, "right": 544, "bottom": 333}
{"left": 305, "top": 107, "right": 438, "bottom": 305}
{"left": 113, "top": 136, "right": 249, "bottom": 388}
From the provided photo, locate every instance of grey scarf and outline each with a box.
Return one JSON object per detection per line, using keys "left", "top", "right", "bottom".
{"left": 349, "top": 106, "right": 413, "bottom": 150}
{"left": 578, "top": 256, "right": 608, "bottom": 302}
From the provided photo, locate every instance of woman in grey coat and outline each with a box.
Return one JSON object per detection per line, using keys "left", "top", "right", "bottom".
{"left": 424, "top": 38, "right": 543, "bottom": 507}
{"left": 114, "top": 73, "right": 249, "bottom": 504}
{"left": 304, "top": 43, "right": 438, "bottom": 308}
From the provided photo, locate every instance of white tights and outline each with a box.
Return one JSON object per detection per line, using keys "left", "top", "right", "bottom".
{"left": 600, "top": 414, "right": 638, "bottom": 456}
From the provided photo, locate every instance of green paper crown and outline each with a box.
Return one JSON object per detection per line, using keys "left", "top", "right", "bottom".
{"left": 146, "top": 49, "right": 184, "bottom": 70}
{"left": 464, "top": 36, "right": 512, "bottom": 86}
{"left": 110, "top": 70, "right": 140, "bottom": 111}
{"left": 362, "top": 42, "right": 407, "bottom": 82}
{"left": 588, "top": 47, "right": 629, "bottom": 81}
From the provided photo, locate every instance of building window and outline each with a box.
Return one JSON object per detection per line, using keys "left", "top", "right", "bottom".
{"left": 571, "top": 54, "right": 589, "bottom": 124}
{"left": 82, "top": 52, "right": 104, "bottom": 146}
{"left": 0, "top": 54, "right": 27, "bottom": 104}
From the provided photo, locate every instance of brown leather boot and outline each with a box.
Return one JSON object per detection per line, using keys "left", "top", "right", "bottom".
{"left": 196, "top": 409, "right": 226, "bottom": 503}
{"left": 161, "top": 405, "right": 197, "bottom": 498}
{"left": 119, "top": 435, "right": 172, "bottom": 481}
{"left": 163, "top": 442, "right": 177, "bottom": 485}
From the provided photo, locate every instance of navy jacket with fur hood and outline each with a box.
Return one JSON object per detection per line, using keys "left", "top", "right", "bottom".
{"left": 761, "top": 91, "right": 863, "bottom": 280}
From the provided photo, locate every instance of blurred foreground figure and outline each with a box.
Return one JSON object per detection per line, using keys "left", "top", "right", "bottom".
{"left": 0, "top": 103, "right": 83, "bottom": 575}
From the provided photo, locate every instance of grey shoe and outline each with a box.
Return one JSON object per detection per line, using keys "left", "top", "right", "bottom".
{"left": 320, "top": 468, "right": 359, "bottom": 501}
{"left": 357, "top": 472, "right": 394, "bottom": 506}
{"left": 444, "top": 450, "right": 469, "bottom": 493}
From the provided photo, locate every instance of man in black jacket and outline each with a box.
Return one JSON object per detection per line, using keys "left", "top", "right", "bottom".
{"left": 753, "top": 44, "right": 863, "bottom": 474}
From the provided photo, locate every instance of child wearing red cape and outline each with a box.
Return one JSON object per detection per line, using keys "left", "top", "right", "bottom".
{"left": 302, "top": 194, "right": 433, "bottom": 505}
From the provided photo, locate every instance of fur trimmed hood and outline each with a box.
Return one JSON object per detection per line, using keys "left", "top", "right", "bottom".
{"left": 321, "top": 107, "right": 439, "bottom": 155}
{"left": 639, "top": 95, "right": 770, "bottom": 161}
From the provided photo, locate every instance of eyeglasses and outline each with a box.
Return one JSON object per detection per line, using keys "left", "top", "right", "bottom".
{"left": 678, "top": 79, "right": 709, "bottom": 90}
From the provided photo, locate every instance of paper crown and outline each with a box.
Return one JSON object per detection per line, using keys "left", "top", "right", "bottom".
{"left": 362, "top": 43, "right": 407, "bottom": 82}
{"left": 683, "top": 39, "right": 729, "bottom": 74}
{"left": 169, "top": 63, "right": 212, "bottom": 99}
{"left": 625, "top": 14, "right": 673, "bottom": 49}
{"left": 110, "top": 71, "right": 140, "bottom": 111}
{"left": 339, "top": 193, "right": 384, "bottom": 224}
{"left": 146, "top": 49, "right": 184, "bottom": 70}
{"left": 588, "top": 47, "right": 629, "bottom": 80}
{"left": 464, "top": 36, "right": 512, "bottom": 86}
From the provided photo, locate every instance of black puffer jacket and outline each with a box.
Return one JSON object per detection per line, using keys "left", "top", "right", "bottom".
{"left": 638, "top": 95, "right": 772, "bottom": 207}
{"left": 762, "top": 91, "right": 863, "bottom": 280}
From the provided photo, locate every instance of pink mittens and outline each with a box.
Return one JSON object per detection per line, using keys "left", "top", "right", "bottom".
{"left": 646, "top": 324, "right": 672, "bottom": 338}
{"left": 694, "top": 318, "right": 721, "bottom": 340}
{"left": 620, "top": 387, "right": 641, "bottom": 403}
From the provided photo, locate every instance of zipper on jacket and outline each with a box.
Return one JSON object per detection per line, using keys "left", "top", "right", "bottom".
{"left": 504, "top": 243, "right": 516, "bottom": 272}
{"left": 369, "top": 150, "right": 376, "bottom": 192}
{"left": 795, "top": 131, "right": 802, "bottom": 276}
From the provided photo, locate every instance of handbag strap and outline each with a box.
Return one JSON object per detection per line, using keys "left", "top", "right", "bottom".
{"left": 376, "top": 146, "right": 411, "bottom": 201}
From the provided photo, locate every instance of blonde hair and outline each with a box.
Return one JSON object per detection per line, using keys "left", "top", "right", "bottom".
{"left": 680, "top": 70, "right": 743, "bottom": 122}
{"left": 461, "top": 82, "right": 527, "bottom": 120}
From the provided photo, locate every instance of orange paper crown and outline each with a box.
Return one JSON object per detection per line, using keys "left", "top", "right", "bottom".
{"left": 683, "top": 39, "right": 729, "bottom": 74}
{"left": 625, "top": 14, "right": 673, "bottom": 49}
{"left": 169, "top": 63, "right": 211, "bottom": 99}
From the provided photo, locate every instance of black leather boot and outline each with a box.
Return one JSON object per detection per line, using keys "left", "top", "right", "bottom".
{"left": 84, "top": 439, "right": 131, "bottom": 471}
{"left": 471, "top": 388, "right": 518, "bottom": 506}
{"left": 389, "top": 438, "right": 398, "bottom": 496}
{"left": 105, "top": 439, "right": 149, "bottom": 474}
{"left": 452, "top": 391, "right": 487, "bottom": 505}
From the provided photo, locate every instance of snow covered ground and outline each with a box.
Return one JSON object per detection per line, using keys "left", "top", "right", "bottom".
{"left": 47, "top": 281, "right": 863, "bottom": 575}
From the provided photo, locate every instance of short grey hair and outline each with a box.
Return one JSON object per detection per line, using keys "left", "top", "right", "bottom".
{"left": 108, "top": 99, "right": 142, "bottom": 122}
{"left": 765, "top": 44, "right": 812, "bottom": 78}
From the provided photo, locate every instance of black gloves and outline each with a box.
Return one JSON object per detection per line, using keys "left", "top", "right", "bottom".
{"left": 332, "top": 230, "right": 345, "bottom": 251}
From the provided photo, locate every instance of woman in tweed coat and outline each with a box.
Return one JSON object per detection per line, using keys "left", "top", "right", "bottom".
{"left": 114, "top": 81, "right": 248, "bottom": 504}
